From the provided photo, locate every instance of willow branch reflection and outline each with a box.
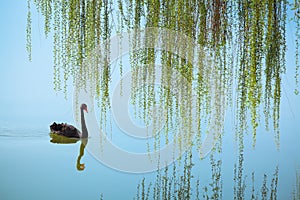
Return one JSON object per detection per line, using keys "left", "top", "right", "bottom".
{"left": 293, "top": 167, "right": 300, "bottom": 200}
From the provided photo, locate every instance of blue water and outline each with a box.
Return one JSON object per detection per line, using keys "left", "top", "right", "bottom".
{"left": 0, "top": 127, "right": 142, "bottom": 200}
{"left": 0, "top": 118, "right": 299, "bottom": 200}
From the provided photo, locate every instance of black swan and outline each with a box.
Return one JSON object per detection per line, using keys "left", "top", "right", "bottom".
{"left": 50, "top": 103, "right": 88, "bottom": 138}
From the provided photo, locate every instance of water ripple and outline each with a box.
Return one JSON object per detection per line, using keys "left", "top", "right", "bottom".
{"left": 0, "top": 127, "right": 49, "bottom": 138}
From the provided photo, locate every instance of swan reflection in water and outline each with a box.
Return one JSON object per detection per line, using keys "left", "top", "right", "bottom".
{"left": 49, "top": 133, "right": 88, "bottom": 171}
{"left": 76, "top": 138, "right": 88, "bottom": 171}
{"left": 49, "top": 103, "right": 89, "bottom": 171}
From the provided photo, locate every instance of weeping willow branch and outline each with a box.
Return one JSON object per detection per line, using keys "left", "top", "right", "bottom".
{"left": 293, "top": 0, "right": 300, "bottom": 95}
{"left": 26, "top": 0, "right": 32, "bottom": 61}
{"left": 26, "top": 0, "right": 299, "bottom": 151}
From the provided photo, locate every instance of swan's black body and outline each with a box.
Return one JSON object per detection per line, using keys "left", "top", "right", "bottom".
{"left": 50, "top": 104, "right": 88, "bottom": 138}
{"left": 50, "top": 122, "right": 81, "bottom": 138}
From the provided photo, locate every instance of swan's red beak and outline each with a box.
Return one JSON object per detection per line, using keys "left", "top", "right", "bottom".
{"left": 84, "top": 108, "right": 88, "bottom": 113}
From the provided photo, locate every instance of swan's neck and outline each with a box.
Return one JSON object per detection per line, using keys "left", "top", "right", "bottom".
{"left": 81, "top": 109, "right": 88, "bottom": 138}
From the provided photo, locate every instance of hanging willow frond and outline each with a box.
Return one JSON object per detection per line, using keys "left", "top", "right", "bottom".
{"left": 26, "top": 0, "right": 296, "bottom": 152}
{"left": 26, "top": 0, "right": 32, "bottom": 61}
{"left": 294, "top": 0, "right": 300, "bottom": 95}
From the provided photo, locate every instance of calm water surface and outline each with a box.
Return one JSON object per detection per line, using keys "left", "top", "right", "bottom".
{"left": 0, "top": 127, "right": 141, "bottom": 200}
{"left": 0, "top": 121, "right": 299, "bottom": 200}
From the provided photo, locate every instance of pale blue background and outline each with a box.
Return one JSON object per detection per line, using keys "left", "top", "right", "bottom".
{"left": 0, "top": 1, "right": 299, "bottom": 200}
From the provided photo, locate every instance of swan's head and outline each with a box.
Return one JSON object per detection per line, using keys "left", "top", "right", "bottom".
{"left": 80, "top": 103, "right": 88, "bottom": 113}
